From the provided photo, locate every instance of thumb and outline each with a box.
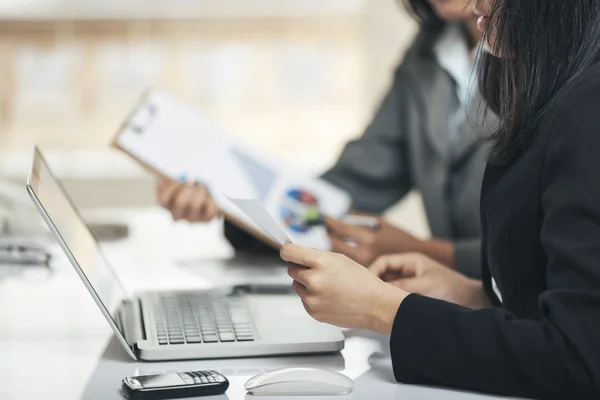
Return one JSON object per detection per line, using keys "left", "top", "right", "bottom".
{"left": 280, "top": 243, "right": 329, "bottom": 269}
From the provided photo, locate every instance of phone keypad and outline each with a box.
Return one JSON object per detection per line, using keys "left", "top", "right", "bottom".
{"left": 177, "top": 371, "right": 226, "bottom": 385}
{"left": 177, "top": 373, "right": 195, "bottom": 385}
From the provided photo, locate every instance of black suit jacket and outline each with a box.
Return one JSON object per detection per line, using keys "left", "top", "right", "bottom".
{"left": 389, "top": 63, "right": 600, "bottom": 399}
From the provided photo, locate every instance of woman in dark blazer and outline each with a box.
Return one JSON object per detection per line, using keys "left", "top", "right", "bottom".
{"left": 281, "top": 0, "right": 600, "bottom": 398}
{"left": 157, "top": 0, "right": 495, "bottom": 278}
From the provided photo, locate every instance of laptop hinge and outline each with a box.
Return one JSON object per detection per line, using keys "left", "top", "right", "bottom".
{"left": 119, "top": 299, "right": 146, "bottom": 351}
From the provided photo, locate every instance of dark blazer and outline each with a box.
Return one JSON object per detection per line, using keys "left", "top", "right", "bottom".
{"left": 389, "top": 62, "right": 600, "bottom": 399}
{"left": 225, "top": 25, "right": 496, "bottom": 278}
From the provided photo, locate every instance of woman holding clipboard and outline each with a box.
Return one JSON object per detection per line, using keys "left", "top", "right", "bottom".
{"left": 158, "top": 0, "right": 495, "bottom": 279}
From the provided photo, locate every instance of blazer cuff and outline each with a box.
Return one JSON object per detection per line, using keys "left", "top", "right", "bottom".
{"left": 390, "top": 294, "right": 430, "bottom": 383}
{"left": 390, "top": 293, "right": 469, "bottom": 385}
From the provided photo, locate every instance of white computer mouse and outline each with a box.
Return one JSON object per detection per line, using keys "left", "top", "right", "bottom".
{"left": 245, "top": 367, "right": 354, "bottom": 396}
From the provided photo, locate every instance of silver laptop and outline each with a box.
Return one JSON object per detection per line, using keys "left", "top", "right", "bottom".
{"left": 26, "top": 147, "right": 344, "bottom": 361}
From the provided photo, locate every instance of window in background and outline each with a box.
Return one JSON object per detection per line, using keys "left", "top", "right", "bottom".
{"left": 0, "top": 0, "right": 418, "bottom": 214}
{"left": 0, "top": 17, "right": 368, "bottom": 171}
{"left": 181, "top": 44, "right": 253, "bottom": 107}
{"left": 9, "top": 42, "right": 83, "bottom": 148}
{"left": 96, "top": 42, "right": 167, "bottom": 104}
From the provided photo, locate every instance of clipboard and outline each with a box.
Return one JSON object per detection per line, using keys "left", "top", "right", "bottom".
{"left": 111, "top": 90, "right": 351, "bottom": 250}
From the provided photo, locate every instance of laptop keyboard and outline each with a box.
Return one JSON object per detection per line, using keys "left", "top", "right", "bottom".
{"left": 153, "top": 294, "right": 255, "bottom": 345}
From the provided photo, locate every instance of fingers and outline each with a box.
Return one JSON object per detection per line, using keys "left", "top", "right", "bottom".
{"left": 187, "top": 185, "right": 210, "bottom": 221}
{"left": 158, "top": 179, "right": 220, "bottom": 223}
{"left": 289, "top": 266, "right": 320, "bottom": 318}
{"left": 329, "top": 235, "right": 370, "bottom": 266}
{"left": 171, "top": 183, "right": 198, "bottom": 220}
{"left": 287, "top": 264, "right": 311, "bottom": 286}
{"left": 189, "top": 185, "right": 220, "bottom": 221}
{"left": 280, "top": 244, "right": 331, "bottom": 269}
{"left": 368, "top": 254, "right": 397, "bottom": 277}
{"left": 324, "top": 216, "right": 374, "bottom": 244}
{"left": 157, "top": 179, "right": 182, "bottom": 209}
{"left": 368, "top": 253, "right": 420, "bottom": 279}
{"left": 292, "top": 278, "right": 309, "bottom": 298}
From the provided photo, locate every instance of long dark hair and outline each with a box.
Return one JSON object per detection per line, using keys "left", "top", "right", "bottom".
{"left": 401, "top": 0, "right": 445, "bottom": 31}
{"left": 479, "top": 0, "right": 600, "bottom": 165}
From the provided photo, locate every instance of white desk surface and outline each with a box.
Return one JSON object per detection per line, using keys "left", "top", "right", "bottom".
{"left": 0, "top": 208, "right": 517, "bottom": 400}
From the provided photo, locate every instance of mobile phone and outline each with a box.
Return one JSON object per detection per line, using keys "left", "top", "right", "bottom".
{"left": 122, "top": 370, "right": 229, "bottom": 400}
{"left": 342, "top": 215, "right": 380, "bottom": 229}
{"left": 232, "top": 283, "right": 294, "bottom": 295}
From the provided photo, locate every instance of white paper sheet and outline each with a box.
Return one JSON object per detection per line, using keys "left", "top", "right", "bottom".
{"left": 114, "top": 90, "right": 351, "bottom": 249}
{"left": 229, "top": 198, "right": 291, "bottom": 247}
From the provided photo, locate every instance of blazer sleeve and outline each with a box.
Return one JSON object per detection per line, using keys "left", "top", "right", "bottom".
{"left": 223, "top": 219, "right": 276, "bottom": 255}
{"left": 389, "top": 80, "right": 600, "bottom": 399}
{"left": 321, "top": 68, "right": 413, "bottom": 214}
{"left": 452, "top": 238, "right": 481, "bottom": 278}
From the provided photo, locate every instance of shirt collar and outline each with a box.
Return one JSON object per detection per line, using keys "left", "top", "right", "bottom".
{"left": 433, "top": 23, "right": 474, "bottom": 106}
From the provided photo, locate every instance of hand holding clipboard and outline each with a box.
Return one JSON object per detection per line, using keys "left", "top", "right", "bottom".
{"left": 112, "top": 90, "right": 352, "bottom": 250}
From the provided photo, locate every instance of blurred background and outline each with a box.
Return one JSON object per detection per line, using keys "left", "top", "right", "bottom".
{"left": 0, "top": 0, "right": 428, "bottom": 236}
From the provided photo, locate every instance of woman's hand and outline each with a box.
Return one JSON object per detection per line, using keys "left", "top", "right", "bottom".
{"left": 325, "top": 216, "right": 423, "bottom": 266}
{"left": 280, "top": 243, "right": 408, "bottom": 335}
{"left": 325, "top": 216, "right": 455, "bottom": 268}
{"left": 369, "top": 253, "right": 491, "bottom": 309}
{"left": 157, "top": 179, "right": 221, "bottom": 222}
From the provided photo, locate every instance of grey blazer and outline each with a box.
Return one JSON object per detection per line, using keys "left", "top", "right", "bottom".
{"left": 225, "top": 28, "right": 495, "bottom": 278}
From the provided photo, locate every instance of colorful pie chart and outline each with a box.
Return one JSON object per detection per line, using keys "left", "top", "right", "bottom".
{"left": 279, "top": 189, "right": 322, "bottom": 233}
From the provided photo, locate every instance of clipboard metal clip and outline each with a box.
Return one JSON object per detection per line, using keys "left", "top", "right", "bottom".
{"left": 127, "top": 103, "right": 158, "bottom": 135}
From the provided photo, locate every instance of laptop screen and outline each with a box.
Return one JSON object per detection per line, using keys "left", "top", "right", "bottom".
{"left": 27, "top": 148, "right": 128, "bottom": 340}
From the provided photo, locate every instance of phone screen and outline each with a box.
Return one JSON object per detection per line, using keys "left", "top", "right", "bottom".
{"left": 136, "top": 374, "right": 186, "bottom": 388}
{"left": 343, "top": 215, "right": 379, "bottom": 229}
